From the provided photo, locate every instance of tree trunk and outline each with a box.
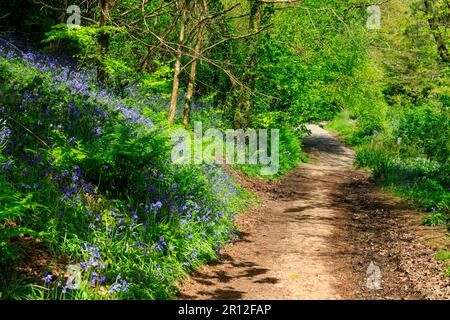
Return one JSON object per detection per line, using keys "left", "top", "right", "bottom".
{"left": 168, "top": 1, "right": 188, "bottom": 124}
{"left": 183, "top": 0, "right": 208, "bottom": 125}
{"left": 233, "top": 0, "right": 260, "bottom": 129}
{"left": 97, "top": 0, "right": 110, "bottom": 83}
{"left": 424, "top": 0, "right": 450, "bottom": 63}
{"left": 248, "top": 0, "right": 261, "bottom": 89}
{"left": 182, "top": 37, "right": 202, "bottom": 125}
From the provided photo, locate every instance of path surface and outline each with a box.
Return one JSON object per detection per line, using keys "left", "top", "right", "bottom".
{"left": 180, "top": 125, "right": 449, "bottom": 300}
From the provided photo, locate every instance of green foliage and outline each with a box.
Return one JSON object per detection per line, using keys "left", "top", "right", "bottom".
{"left": 137, "top": 61, "right": 174, "bottom": 93}
{"left": 395, "top": 107, "right": 450, "bottom": 162}
{"left": 246, "top": 1, "right": 368, "bottom": 124}
{"left": 435, "top": 251, "right": 450, "bottom": 277}
{"left": 325, "top": 113, "right": 358, "bottom": 145}
{"left": 338, "top": 125, "right": 450, "bottom": 229}
{"left": 355, "top": 107, "right": 386, "bottom": 138}
{"left": 43, "top": 24, "right": 99, "bottom": 57}
{"left": 326, "top": 0, "right": 450, "bottom": 232}
{"left": 235, "top": 111, "right": 308, "bottom": 179}
{"left": 0, "top": 162, "right": 32, "bottom": 264}
{"left": 422, "top": 203, "right": 449, "bottom": 227}
{"left": 44, "top": 24, "right": 131, "bottom": 80}
{"left": 2, "top": 0, "right": 448, "bottom": 297}
{"left": 0, "top": 43, "right": 249, "bottom": 299}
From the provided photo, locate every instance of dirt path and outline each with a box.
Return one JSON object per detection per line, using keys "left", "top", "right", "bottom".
{"left": 180, "top": 125, "right": 449, "bottom": 300}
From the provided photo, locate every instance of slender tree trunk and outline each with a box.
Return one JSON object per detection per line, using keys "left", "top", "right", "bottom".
{"left": 247, "top": 0, "right": 261, "bottom": 89}
{"left": 168, "top": 1, "right": 188, "bottom": 124}
{"left": 233, "top": 0, "right": 260, "bottom": 129}
{"left": 183, "top": 0, "right": 207, "bottom": 125}
{"left": 138, "top": 46, "right": 153, "bottom": 73}
{"left": 182, "top": 37, "right": 202, "bottom": 125}
{"left": 424, "top": 0, "right": 450, "bottom": 63}
{"left": 50, "top": 0, "right": 68, "bottom": 53}
{"left": 97, "top": 0, "right": 110, "bottom": 83}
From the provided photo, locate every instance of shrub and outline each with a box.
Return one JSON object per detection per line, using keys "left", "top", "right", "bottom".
{"left": 395, "top": 107, "right": 450, "bottom": 162}
{"left": 355, "top": 142, "right": 449, "bottom": 228}
{"left": 355, "top": 107, "right": 386, "bottom": 138}
{"left": 235, "top": 111, "right": 307, "bottom": 179}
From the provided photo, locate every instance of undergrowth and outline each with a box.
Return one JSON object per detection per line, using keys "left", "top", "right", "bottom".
{"left": 327, "top": 111, "right": 450, "bottom": 230}
{"left": 0, "top": 40, "right": 253, "bottom": 299}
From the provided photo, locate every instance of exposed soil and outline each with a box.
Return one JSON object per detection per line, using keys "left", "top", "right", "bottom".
{"left": 180, "top": 124, "right": 449, "bottom": 300}
{"left": 6, "top": 236, "right": 69, "bottom": 278}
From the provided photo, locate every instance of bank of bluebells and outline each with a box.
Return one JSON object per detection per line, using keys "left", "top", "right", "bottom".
{"left": 0, "top": 39, "right": 247, "bottom": 299}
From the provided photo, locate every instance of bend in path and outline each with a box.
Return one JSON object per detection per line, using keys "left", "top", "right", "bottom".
{"left": 180, "top": 125, "right": 449, "bottom": 300}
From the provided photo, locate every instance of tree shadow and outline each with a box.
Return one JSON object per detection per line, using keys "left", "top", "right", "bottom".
{"left": 196, "top": 288, "right": 246, "bottom": 300}
{"left": 254, "top": 277, "right": 278, "bottom": 284}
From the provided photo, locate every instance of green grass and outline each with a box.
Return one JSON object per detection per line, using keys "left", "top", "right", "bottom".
{"left": 436, "top": 251, "right": 450, "bottom": 277}
{"left": 325, "top": 113, "right": 357, "bottom": 145}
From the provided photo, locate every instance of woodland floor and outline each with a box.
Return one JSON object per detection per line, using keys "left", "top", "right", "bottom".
{"left": 179, "top": 125, "right": 449, "bottom": 300}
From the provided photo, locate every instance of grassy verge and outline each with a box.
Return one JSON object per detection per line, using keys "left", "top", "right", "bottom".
{"left": 327, "top": 112, "right": 449, "bottom": 277}
{"left": 326, "top": 112, "right": 450, "bottom": 229}
{"left": 436, "top": 251, "right": 450, "bottom": 277}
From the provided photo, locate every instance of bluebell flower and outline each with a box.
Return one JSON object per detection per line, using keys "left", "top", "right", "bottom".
{"left": 2, "top": 161, "right": 12, "bottom": 169}
{"left": 44, "top": 273, "right": 53, "bottom": 284}
{"left": 92, "top": 126, "right": 103, "bottom": 137}
{"left": 135, "top": 241, "right": 143, "bottom": 248}
{"left": 0, "top": 126, "right": 11, "bottom": 144}
{"left": 152, "top": 201, "right": 162, "bottom": 209}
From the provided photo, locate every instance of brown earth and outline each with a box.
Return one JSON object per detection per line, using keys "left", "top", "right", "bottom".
{"left": 179, "top": 124, "right": 449, "bottom": 300}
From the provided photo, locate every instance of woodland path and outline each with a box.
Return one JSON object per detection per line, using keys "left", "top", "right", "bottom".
{"left": 180, "top": 125, "right": 449, "bottom": 300}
